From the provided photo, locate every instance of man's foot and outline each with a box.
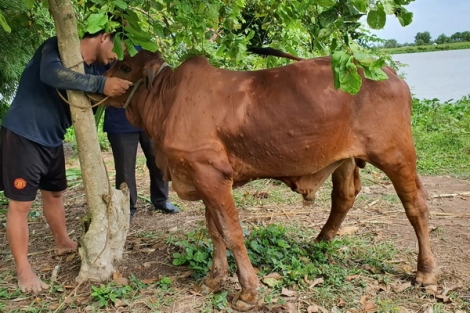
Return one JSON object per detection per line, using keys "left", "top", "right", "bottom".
{"left": 54, "top": 239, "right": 78, "bottom": 256}
{"left": 153, "top": 201, "right": 179, "bottom": 214}
{"left": 17, "top": 266, "right": 49, "bottom": 293}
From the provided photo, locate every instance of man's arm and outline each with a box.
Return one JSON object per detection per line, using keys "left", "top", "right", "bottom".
{"left": 39, "top": 41, "right": 107, "bottom": 94}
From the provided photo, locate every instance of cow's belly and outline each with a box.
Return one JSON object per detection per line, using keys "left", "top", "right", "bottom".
{"left": 169, "top": 169, "right": 202, "bottom": 201}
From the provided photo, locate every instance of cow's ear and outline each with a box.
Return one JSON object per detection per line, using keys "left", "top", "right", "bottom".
{"left": 142, "top": 59, "right": 161, "bottom": 90}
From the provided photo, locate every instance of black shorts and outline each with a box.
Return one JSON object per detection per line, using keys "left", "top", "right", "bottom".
{"left": 0, "top": 127, "right": 67, "bottom": 201}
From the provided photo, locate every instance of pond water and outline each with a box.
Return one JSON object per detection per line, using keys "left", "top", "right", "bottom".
{"left": 392, "top": 49, "right": 470, "bottom": 102}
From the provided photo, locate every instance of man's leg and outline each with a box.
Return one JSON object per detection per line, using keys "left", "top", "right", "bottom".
{"left": 7, "top": 200, "right": 49, "bottom": 293}
{"left": 107, "top": 132, "right": 139, "bottom": 216}
{"left": 41, "top": 190, "right": 77, "bottom": 255}
{"left": 139, "top": 132, "right": 178, "bottom": 213}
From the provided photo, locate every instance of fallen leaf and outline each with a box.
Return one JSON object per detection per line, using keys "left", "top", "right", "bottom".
{"left": 401, "top": 265, "right": 414, "bottom": 275}
{"left": 337, "top": 226, "right": 359, "bottom": 236}
{"left": 112, "top": 271, "right": 128, "bottom": 286}
{"left": 337, "top": 298, "right": 346, "bottom": 307}
{"left": 114, "top": 298, "right": 127, "bottom": 307}
{"left": 281, "top": 287, "right": 297, "bottom": 297}
{"left": 307, "top": 305, "right": 319, "bottom": 313}
{"left": 179, "top": 271, "right": 194, "bottom": 279}
{"left": 65, "top": 254, "right": 75, "bottom": 262}
{"left": 360, "top": 296, "right": 377, "bottom": 313}
{"left": 266, "top": 272, "right": 283, "bottom": 280}
{"left": 307, "top": 304, "right": 329, "bottom": 313}
{"left": 282, "top": 302, "right": 296, "bottom": 313}
{"left": 436, "top": 294, "right": 451, "bottom": 303}
{"left": 309, "top": 277, "right": 324, "bottom": 289}
{"left": 441, "top": 284, "right": 463, "bottom": 296}
{"left": 140, "top": 248, "right": 156, "bottom": 253}
{"left": 142, "top": 277, "right": 160, "bottom": 284}
{"left": 346, "top": 274, "right": 359, "bottom": 281}
{"left": 391, "top": 281, "right": 412, "bottom": 293}
{"left": 263, "top": 277, "right": 281, "bottom": 287}
{"left": 168, "top": 226, "right": 178, "bottom": 232}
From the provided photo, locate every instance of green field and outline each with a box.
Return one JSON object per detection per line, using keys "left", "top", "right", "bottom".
{"left": 379, "top": 41, "right": 470, "bottom": 54}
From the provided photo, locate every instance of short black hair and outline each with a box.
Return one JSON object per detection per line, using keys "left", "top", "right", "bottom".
{"left": 82, "top": 29, "right": 116, "bottom": 40}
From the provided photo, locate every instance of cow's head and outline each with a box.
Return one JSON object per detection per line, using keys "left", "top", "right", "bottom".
{"left": 96, "top": 50, "right": 168, "bottom": 108}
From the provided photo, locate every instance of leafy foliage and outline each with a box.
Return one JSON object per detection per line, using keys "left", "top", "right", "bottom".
{"left": 90, "top": 283, "right": 133, "bottom": 307}
{"left": 0, "top": 0, "right": 417, "bottom": 109}
{"left": 0, "top": 1, "right": 54, "bottom": 119}
{"left": 171, "top": 223, "right": 397, "bottom": 291}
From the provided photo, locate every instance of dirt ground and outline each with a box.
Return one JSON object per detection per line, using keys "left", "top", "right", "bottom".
{"left": 0, "top": 152, "right": 469, "bottom": 313}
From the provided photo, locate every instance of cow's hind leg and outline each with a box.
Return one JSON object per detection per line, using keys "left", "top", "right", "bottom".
{"left": 374, "top": 160, "right": 437, "bottom": 290}
{"left": 316, "top": 158, "right": 361, "bottom": 241}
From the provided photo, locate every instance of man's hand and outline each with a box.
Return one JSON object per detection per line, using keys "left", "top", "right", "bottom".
{"left": 103, "top": 77, "right": 133, "bottom": 97}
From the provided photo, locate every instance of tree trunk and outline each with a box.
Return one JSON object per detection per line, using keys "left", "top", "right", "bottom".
{"left": 48, "top": 0, "right": 130, "bottom": 283}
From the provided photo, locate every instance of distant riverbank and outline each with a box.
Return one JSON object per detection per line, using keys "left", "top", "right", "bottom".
{"left": 379, "top": 42, "right": 470, "bottom": 54}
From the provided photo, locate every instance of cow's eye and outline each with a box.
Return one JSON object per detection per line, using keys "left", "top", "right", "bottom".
{"left": 120, "top": 65, "right": 131, "bottom": 73}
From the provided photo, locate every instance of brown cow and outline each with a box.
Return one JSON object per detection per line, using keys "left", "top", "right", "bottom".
{"left": 101, "top": 48, "right": 437, "bottom": 311}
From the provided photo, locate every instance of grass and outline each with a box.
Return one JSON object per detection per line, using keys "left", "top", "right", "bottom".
{"left": 412, "top": 96, "right": 470, "bottom": 178}
{"left": 379, "top": 42, "right": 470, "bottom": 54}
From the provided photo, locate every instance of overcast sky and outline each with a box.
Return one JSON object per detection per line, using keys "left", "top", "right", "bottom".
{"left": 371, "top": 0, "right": 470, "bottom": 44}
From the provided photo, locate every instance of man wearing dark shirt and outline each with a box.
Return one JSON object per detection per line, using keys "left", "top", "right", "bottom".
{"left": 0, "top": 30, "right": 133, "bottom": 293}
{"left": 104, "top": 107, "right": 179, "bottom": 218}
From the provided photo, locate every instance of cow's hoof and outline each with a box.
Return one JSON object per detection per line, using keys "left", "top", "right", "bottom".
{"left": 200, "top": 283, "right": 216, "bottom": 295}
{"left": 232, "top": 299, "right": 256, "bottom": 312}
{"left": 416, "top": 271, "right": 437, "bottom": 294}
{"left": 231, "top": 290, "right": 258, "bottom": 312}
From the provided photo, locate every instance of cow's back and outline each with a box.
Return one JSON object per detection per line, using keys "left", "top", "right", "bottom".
{"left": 162, "top": 56, "right": 413, "bottom": 180}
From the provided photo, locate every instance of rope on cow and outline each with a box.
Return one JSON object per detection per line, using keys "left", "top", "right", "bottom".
{"left": 56, "top": 89, "right": 110, "bottom": 109}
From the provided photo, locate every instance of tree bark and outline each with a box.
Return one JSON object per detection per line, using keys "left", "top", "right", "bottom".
{"left": 48, "top": 0, "right": 130, "bottom": 283}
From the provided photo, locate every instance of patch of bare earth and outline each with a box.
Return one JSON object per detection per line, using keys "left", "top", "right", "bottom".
{"left": 0, "top": 152, "right": 469, "bottom": 312}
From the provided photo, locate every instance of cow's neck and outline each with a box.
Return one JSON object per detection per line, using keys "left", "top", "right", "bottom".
{"left": 129, "top": 69, "right": 177, "bottom": 142}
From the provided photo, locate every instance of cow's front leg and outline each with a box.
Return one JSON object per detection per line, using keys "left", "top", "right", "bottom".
{"left": 202, "top": 208, "right": 229, "bottom": 291}
{"left": 191, "top": 163, "right": 258, "bottom": 311}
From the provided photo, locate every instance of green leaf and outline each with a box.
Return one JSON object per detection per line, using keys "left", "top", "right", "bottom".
{"left": 314, "top": 0, "right": 336, "bottom": 7}
{"left": 332, "top": 51, "right": 347, "bottom": 90}
{"left": 397, "top": 8, "right": 413, "bottom": 26}
{"left": 350, "top": 0, "right": 368, "bottom": 12}
{"left": 380, "top": 0, "right": 396, "bottom": 15}
{"left": 86, "top": 13, "right": 108, "bottom": 34}
{"left": 0, "top": 11, "right": 11, "bottom": 33}
{"left": 139, "top": 41, "right": 158, "bottom": 52}
{"left": 340, "top": 63, "right": 362, "bottom": 95}
{"left": 113, "top": 34, "right": 124, "bottom": 60}
{"left": 367, "top": 7, "right": 386, "bottom": 29}
{"left": 363, "top": 67, "right": 388, "bottom": 81}
{"left": 25, "top": 0, "right": 35, "bottom": 9}
{"left": 112, "top": 0, "right": 128, "bottom": 10}
{"left": 125, "top": 40, "right": 139, "bottom": 57}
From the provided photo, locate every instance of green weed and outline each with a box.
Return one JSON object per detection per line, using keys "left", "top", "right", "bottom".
{"left": 90, "top": 283, "right": 133, "bottom": 308}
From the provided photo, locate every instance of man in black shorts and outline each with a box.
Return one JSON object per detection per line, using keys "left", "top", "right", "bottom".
{"left": 0, "top": 30, "right": 132, "bottom": 293}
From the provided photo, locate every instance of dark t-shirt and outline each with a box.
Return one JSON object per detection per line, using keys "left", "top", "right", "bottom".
{"left": 2, "top": 37, "right": 107, "bottom": 147}
{"left": 103, "top": 106, "right": 142, "bottom": 134}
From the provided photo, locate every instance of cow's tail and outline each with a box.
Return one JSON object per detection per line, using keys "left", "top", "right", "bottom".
{"left": 247, "top": 47, "right": 304, "bottom": 62}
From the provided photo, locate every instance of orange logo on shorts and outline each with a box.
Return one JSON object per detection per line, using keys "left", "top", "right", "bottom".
{"left": 14, "top": 178, "right": 27, "bottom": 190}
